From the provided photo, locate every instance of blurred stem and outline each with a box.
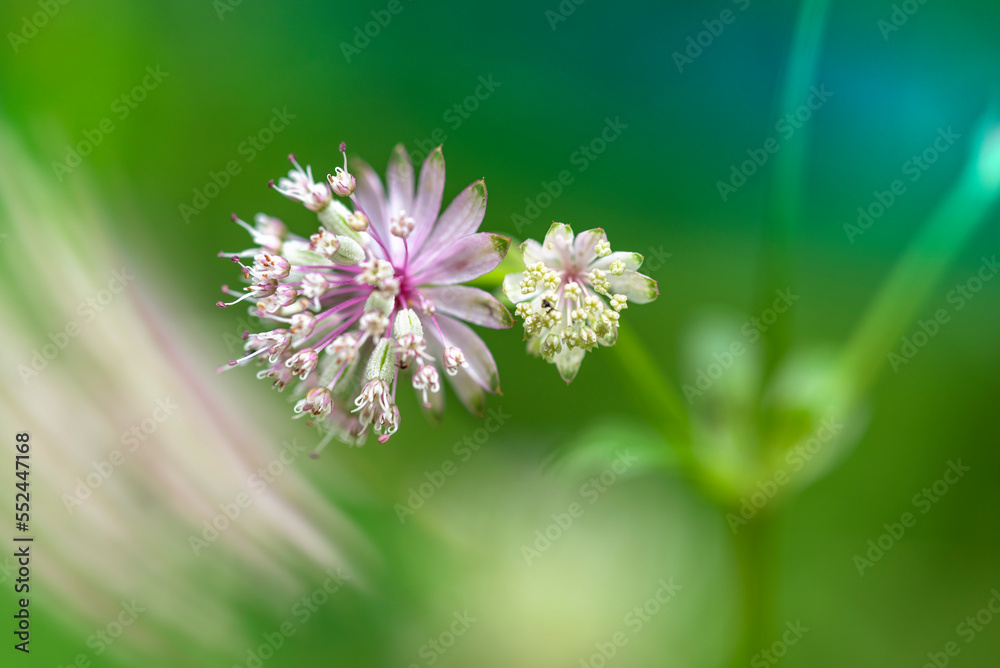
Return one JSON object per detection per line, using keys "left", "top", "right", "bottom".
{"left": 729, "top": 508, "right": 779, "bottom": 668}
{"left": 612, "top": 324, "right": 692, "bottom": 461}
{"left": 742, "top": 2, "right": 828, "bottom": 657}
{"left": 758, "top": 0, "right": 831, "bottom": 376}
{"left": 840, "top": 119, "right": 1000, "bottom": 399}
{"left": 613, "top": 323, "right": 785, "bottom": 667}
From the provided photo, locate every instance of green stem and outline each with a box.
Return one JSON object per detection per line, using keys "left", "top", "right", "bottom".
{"left": 733, "top": 6, "right": 828, "bottom": 653}
{"left": 728, "top": 505, "right": 779, "bottom": 668}
{"left": 612, "top": 323, "right": 691, "bottom": 455}
{"left": 758, "top": 0, "right": 831, "bottom": 375}
{"left": 609, "top": 316, "right": 787, "bottom": 666}
{"left": 840, "top": 116, "right": 1000, "bottom": 399}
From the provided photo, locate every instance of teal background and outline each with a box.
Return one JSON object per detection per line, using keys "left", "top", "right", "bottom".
{"left": 1, "top": 0, "right": 999, "bottom": 666}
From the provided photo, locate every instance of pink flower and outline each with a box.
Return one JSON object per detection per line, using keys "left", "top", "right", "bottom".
{"left": 219, "top": 144, "right": 513, "bottom": 451}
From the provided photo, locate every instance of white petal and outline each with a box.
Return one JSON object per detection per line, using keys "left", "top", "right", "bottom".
{"left": 554, "top": 346, "right": 586, "bottom": 384}
{"left": 591, "top": 251, "right": 645, "bottom": 272}
{"left": 520, "top": 238, "right": 560, "bottom": 268}
{"left": 606, "top": 271, "right": 659, "bottom": 304}
{"left": 502, "top": 272, "right": 541, "bottom": 303}
{"left": 542, "top": 222, "right": 575, "bottom": 267}
{"left": 573, "top": 228, "right": 607, "bottom": 265}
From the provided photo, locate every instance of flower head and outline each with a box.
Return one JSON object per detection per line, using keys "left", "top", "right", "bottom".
{"left": 503, "top": 222, "right": 658, "bottom": 383}
{"left": 218, "top": 143, "right": 513, "bottom": 452}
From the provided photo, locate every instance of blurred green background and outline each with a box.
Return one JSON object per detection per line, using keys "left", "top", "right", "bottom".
{"left": 1, "top": 0, "right": 999, "bottom": 666}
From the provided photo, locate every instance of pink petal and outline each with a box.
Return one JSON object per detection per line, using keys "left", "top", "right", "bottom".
{"left": 385, "top": 145, "right": 415, "bottom": 264}
{"left": 421, "top": 314, "right": 488, "bottom": 416}
{"left": 417, "top": 179, "right": 487, "bottom": 265}
{"left": 386, "top": 144, "right": 414, "bottom": 220}
{"left": 409, "top": 147, "right": 446, "bottom": 253}
{"left": 435, "top": 313, "right": 501, "bottom": 393}
{"left": 445, "top": 366, "right": 487, "bottom": 416}
{"left": 412, "top": 233, "right": 510, "bottom": 285}
{"left": 420, "top": 286, "right": 514, "bottom": 329}
{"left": 352, "top": 159, "right": 389, "bottom": 245}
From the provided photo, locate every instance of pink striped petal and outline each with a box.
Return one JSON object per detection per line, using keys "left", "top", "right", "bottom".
{"left": 386, "top": 144, "right": 414, "bottom": 220}
{"left": 409, "top": 147, "right": 446, "bottom": 253}
{"left": 421, "top": 286, "right": 514, "bottom": 329}
{"left": 412, "top": 233, "right": 510, "bottom": 285}
{"left": 435, "top": 313, "right": 501, "bottom": 393}
{"left": 351, "top": 159, "right": 389, "bottom": 244}
{"left": 384, "top": 145, "right": 415, "bottom": 264}
{"left": 416, "top": 179, "right": 487, "bottom": 267}
{"left": 421, "top": 314, "right": 488, "bottom": 416}
{"left": 445, "top": 365, "right": 487, "bottom": 416}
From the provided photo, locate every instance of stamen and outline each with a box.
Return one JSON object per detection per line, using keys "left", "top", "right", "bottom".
{"left": 288, "top": 153, "right": 309, "bottom": 179}
{"left": 216, "top": 290, "right": 255, "bottom": 308}
{"left": 231, "top": 255, "right": 251, "bottom": 279}
{"left": 316, "top": 294, "right": 369, "bottom": 322}
{"left": 232, "top": 213, "right": 257, "bottom": 237}
{"left": 314, "top": 310, "right": 365, "bottom": 352}
{"left": 327, "top": 143, "right": 357, "bottom": 197}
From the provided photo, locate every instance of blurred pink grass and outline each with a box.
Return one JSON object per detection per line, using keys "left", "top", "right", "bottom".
{"left": 0, "top": 124, "right": 370, "bottom": 663}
